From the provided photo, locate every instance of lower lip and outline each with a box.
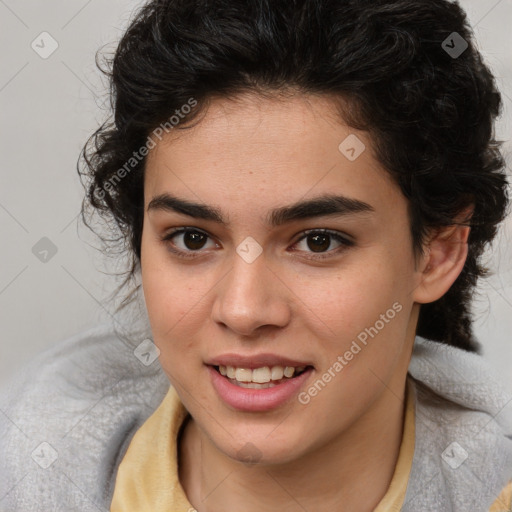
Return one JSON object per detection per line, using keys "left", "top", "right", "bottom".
{"left": 207, "top": 365, "right": 313, "bottom": 412}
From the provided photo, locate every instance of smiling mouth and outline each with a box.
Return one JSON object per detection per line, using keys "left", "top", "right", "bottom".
{"left": 212, "top": 365, "right": 312, "bottom": 389}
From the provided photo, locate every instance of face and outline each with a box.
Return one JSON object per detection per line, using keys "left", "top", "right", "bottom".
{"left": 140, "top": 92, "right": 423, "bottom": 465}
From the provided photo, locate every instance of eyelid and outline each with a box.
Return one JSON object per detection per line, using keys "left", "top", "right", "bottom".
{"left": 294, "top": 228, "right": 354, "bottom": 245}
{"left": 290, "top": 229, "right": 354, "bottom": 260}
{"left": 160, "top": 227, "right": 218, "bottom": 260}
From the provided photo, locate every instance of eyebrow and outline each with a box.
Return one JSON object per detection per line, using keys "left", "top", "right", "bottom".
{"left": 147, "top": 193, "right": 374, "bottom": 226}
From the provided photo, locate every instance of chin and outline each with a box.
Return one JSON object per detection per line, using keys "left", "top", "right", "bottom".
{"left": 216, "top": 430, "right": 308, "bottom": 468}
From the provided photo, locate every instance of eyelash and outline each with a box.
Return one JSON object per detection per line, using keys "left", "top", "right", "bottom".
{"left": 160, "top": 227, "right": 354, "bottom": 261}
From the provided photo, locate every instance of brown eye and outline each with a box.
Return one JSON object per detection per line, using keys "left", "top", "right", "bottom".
{"left": 182, "top": 231, "right": 208, "bottom": 250}
{"left": 307, "top": 233, "right": 331, "bottom": 253}
{"left": 161, "top": 228, "right": 218, "bottom": 259}
{"left": 293, "top": 229, "right": 354, "bottom": 260}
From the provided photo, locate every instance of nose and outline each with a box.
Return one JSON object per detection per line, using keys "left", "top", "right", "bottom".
{"left": 211, "top": 249, "right": 291, "bottom": 337}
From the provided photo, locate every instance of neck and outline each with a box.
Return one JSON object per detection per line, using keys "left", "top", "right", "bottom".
{"left": 178, "top": 379, "right": 408, "bottom": 512}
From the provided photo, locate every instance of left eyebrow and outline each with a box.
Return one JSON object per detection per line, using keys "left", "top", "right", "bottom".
{"left": 147, "top": 193, "right": 375, "bottom": 227}
{"left": 268, "top": 194, "right": 374, "bottom": 226}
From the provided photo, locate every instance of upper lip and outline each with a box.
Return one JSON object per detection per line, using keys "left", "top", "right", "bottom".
{"left": 206, "top": 353, "right": 313, "bottom": 369}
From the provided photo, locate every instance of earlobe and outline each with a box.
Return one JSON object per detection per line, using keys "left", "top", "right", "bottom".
{"left": 412, "top": 217, "right": 471, "bottom": 305}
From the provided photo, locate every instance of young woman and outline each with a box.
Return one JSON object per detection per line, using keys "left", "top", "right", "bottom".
{"left": 1, "top": 0, "right": 511, "bottom": 510}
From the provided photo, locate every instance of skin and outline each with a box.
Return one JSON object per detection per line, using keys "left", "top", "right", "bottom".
{"left": 140, "top": 91, "right": 470, "bottom": 512}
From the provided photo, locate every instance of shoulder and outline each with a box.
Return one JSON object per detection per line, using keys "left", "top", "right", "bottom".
{"left": 405, "top": 337, "right": 512, "bottom": 511}
{"left": 408, "top": 336, "right": 512, "bottom": 430}
{"left": 0, "top": 322, "right": 169, "bottom": 511}
{"left": 490, "top": 480, "right": 512, "bottom": 511}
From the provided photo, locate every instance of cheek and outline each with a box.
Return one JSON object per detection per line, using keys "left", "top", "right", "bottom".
{"left": 141, "top": 267, "right": 202, "bottom": 386}
{"left": 141, "top": 241, "right": 189, "bottom": 343}
{"left": 140, "top": 244, "right": 216, "bottom": 376}
{"left": 295, "top": 261, "right": 405, "bottom": 337}
{"left": 141, "top": 233, "right": 195, "bottom": 324}
{"left": 296, "top": 268, "right": 409, "bottom": 416}
{"left": 143, "top": 273, "right": 192, "bottom": 324}
{"left": 293, "top": 260, "right": 413, "bottom": 395}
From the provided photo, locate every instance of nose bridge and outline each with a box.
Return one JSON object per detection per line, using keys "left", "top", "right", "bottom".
{"left": 212, "top": 246, "right": 289, "bottom": 335}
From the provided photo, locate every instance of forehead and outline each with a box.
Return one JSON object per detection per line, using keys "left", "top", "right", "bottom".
{"left": 150, "top": 92, "right": 356, "bottom": 155}
{"left": 143, "top": 92, "right": 404, "bottom": 221}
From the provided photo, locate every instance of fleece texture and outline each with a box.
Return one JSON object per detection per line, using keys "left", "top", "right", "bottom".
{"left": 1, "top": 322, "right": 511, "bottom": 511}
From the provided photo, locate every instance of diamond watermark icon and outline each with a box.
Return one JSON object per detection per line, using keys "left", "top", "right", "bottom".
{"left": 134, "top": 339, "right": 160, "bottom": 366}
{"left": 441, "top": 32, "right": 468, "bottom": 59}
{"left": 31, "top": 441, "right": 58, "bottom": 469}
{"left": 32, "top": 237, "right": 58, "bottom": 263}
{"left": 236, "top": 236, "right": 263, "bottom": 264}
{"left": 237, "top": 442, "right": 263, "bottom": 467}
{"left": 338, "top": 134, "right": 366, "bottom": 162}
{"left": 31, "top": 32, "right": 59, "bottom": 59}
{"left": 441, "top": 441, "right": 468, "bottom": 469}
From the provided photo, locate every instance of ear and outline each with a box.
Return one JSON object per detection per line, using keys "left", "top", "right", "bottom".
{"left": 412, "top": 208, "right": 473, "bottom": 304}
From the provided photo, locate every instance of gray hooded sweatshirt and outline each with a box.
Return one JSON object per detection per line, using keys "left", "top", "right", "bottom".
{"left": 1, "top": 322, "right": 511, "bottom": 511}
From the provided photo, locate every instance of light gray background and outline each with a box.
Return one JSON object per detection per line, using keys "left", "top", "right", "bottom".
{"left": 1, "top": 0, "right": 511, "bottom": 387}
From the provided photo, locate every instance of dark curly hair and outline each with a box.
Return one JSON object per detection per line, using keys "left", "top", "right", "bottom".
{"left": 79, "top": 0, "right": 509, "bottom": 353}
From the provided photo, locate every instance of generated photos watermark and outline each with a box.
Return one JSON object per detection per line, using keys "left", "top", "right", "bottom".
{"left": 298, "top": 301, "right": 403, "bottom": 405}
{"left": 94, "top": 97, "right": 198, "bottom": 200}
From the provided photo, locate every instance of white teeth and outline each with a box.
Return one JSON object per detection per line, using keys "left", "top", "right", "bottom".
{"left": 252, "top": 366, "right": 271, "bottom": 383}
{"left": 235, "top": 368, "right": 253, "bottom": 382}
{"left": 235, "top": 381, "right": 277, "bottom": 389}
{"left": 270, "top": 366, "right": 284, "bottom": 380}
{"left": 283, "top": 366, "right": 295, "bottom": 378}
{"left": 218, "top": 364, "right": 308, "bottom": 384}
